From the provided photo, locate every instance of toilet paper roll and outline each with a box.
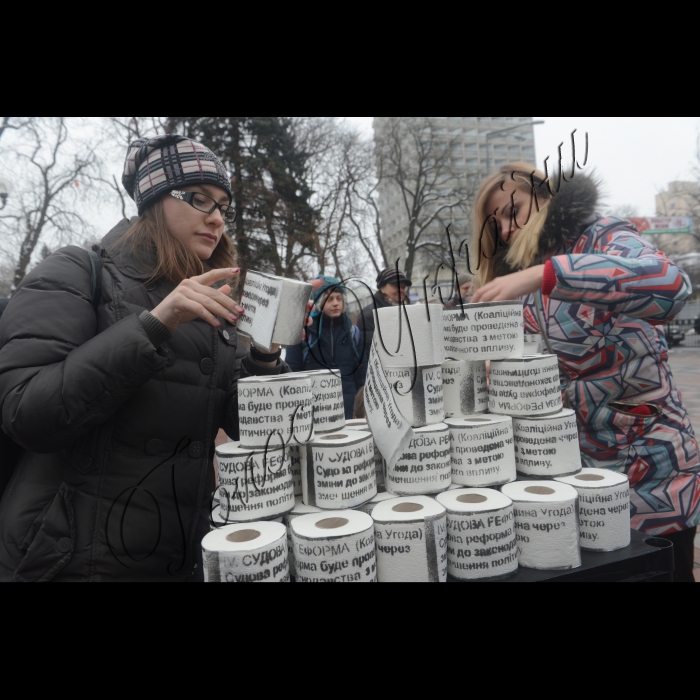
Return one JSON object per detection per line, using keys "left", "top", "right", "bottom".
{"left": 291, "top": 510, "right": 377, "bottom": 583}
{"left": 301, "top": 432, "right": 377, "bottom": 509}
{"left": 238, "top": 375, "right": 314, "bottom": 450}
{"left": 303, "top": 370, "right": 346, "bottom": 435}
{"left": 442, "top": 360, "right": 489, "bottom": 418}
{"left": 283, "top": 498, "right": 322, "bottom": 578}
{"left": 376, "top": 304, "right": 446, "bottom": 368}
{"left": 385, "top": 424, "right": 452, "bottom": 497}
{"left": 436, "top": 488, "right": 518, "bottom": 580}
{"left": 513, "top": 410, "right": 582, "bottom": 478}
{"left": 501, "top": 481, "right": 582, "bottom": 571}
{"left": 372, "top": 496, "right": 448, "bottom": 583}
{"left": 345, "top": 420, "right": 369, "bottom": 429}
{"left": 385, "top": 365, "right": 445, "bottom": 428}
{"left": 288, "top": 445, "right": 303, "bottom": 496}
{"left": 354, "top": 485, "right": 399, "bottom": 516}
{"left": 216, "top": 443, "right": 295, "bottom": 523}
{"left": 238, "top": 271, "right": 313, "bottom": 351}
{"left": 344, "top": 424, "right": 385, "bottom": 487}
{"left": 555, "top": 469, "right": 631, "bottom": 552}
{"left": 443, "top": 301, "right": 524, "bottom": 362}
{"left": 202, "top": 522, "right": 290, "bottom": 583}
{"left": 489, "top": 355, "right": 563, "bottom": 418}
{"left": 446, "top": 416, "right": 516, "bottom": 488}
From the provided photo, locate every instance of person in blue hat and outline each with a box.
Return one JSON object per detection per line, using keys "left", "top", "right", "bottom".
{"left": 286, "top": 276, "right": 363, "bottom": 419}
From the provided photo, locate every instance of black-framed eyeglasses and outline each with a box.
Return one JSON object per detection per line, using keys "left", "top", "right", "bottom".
{"left": 170, "top": 190, "right": 237, "bottom": 224}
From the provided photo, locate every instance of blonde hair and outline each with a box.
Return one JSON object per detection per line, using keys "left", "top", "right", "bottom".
{"left": 115, "top": 200, "right": 237, "bottom": 285}
{"left": 472, "top": 162, "right": 552, "bottom": 288}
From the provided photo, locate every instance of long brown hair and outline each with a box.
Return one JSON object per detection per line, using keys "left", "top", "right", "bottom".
{"left": 115, "top": 200, "right": 237, "bottom": 284}
{"left": 473, "top": 162, "right": 551, "bottom": 289}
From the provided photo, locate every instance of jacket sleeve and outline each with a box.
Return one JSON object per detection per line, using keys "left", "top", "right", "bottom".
{"left": 548, "top": 227, "right": 692, "bottom": 322}
{"left": 522, "top": 302, "right": 542, "bottom": 335}
{"left": 0, "top": 247, "right": 168, "bottom": 453}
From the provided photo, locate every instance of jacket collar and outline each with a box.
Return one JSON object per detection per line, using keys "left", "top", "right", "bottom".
{"left": 100, "top": 217, "right": 159, "bottom": 282}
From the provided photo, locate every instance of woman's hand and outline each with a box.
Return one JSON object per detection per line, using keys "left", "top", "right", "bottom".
{"left": 151, "top": 268, "right": 244, "bottom": 332}
{"left": 471, "top": 265, "right": 546, "bottom": 304}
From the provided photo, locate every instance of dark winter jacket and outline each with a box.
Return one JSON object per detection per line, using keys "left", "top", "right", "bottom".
{"left": 357, "top": 292, "right": 411, "bottom": 385}
{"left": 286, "top": 313, "right": 362, "bottom": 419}
{"left": 0, "top": 219, "right": 290, "bottom": 582}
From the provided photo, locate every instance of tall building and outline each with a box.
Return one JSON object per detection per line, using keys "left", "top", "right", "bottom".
{"left": 373, "top": 117, "right": 538, "bottom": 295}
{"left": 655, "top": 181, "right": 700, "bottom": 256}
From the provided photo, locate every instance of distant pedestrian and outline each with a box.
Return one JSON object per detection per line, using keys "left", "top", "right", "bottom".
{"left": 358, "top": 269, "right": 413, "bottom": 384}
{"left": 286, "top": 277, "right": 363, "bottom": 420}
{"left": 471, "top": 162, "right": 700, "bottom": 582}
{"left": 443, "top": 274, "right": 474, "bottom": 308}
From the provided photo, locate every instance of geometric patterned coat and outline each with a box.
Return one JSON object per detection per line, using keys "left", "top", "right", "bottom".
{"left": 523, "top": 216, "right": 700, "bottom": 536}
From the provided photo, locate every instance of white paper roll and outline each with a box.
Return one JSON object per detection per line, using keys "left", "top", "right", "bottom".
{"left": 288, "top": 445, "right": 303, "bottom": 496}
{"left": 354, "top": 487, "right": 399, "bottom": 516}
{"left": 344, "top": 424, "right": 385, "bottom": 487}
{"left": 301, "top": 432, "right": 377, "bottom": 510}
{"left": 513, "top": 409, "right": 582, "bottom": 478}
{"left": 202, "top": 522, "right": 289, "bottom": 583}
{"left": 303, "top": 370, "right": 346, "bottom": 435}
{"left": 385, "top": 365, "right": 445, "bottom": 428}
{"left": 443, "top": 301, "right": 524, "bottom": 362}
{"left": 436, "top": 489, "right": 518, "bottom": 580}
{"left": 291, "top": 511, "right": 377, "bottom": 583}
{"left": 385, "top": 424, "right": 452, "bottom": 496}
{"left": 375, "top": 304, "right": 446, "bottom": 368}
{"left": 446, "top": 416, "right": 516, "bottom": 488}
{"left": 238, "top": 375, "right": 314, "bottom": 450}
{"left": 442, "top": 360, "right": 488, "bottom": 419}
{"left": 238, "top": 271, "right": 313, "bottom": 351}
{"left": 555, "top": 469, "right": 631, "bottom": 552}
{"left": 372, "top": 496, "right": 448, "bottom": 583}
{"left": 216, "top": 443, "right": 295, "bottom": 523}
{"left": 489, "top": 355, "right": 563, "bottom": 418}
{"left": 283, "top": 498, "right": 322, "bottom": 578}
{"left": 501, "top": 481, "right": 582, "bottom": 571}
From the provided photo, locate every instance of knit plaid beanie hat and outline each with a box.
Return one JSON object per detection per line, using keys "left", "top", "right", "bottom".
{"left": 122, "top": 134, "right": 233, "bottom": 214}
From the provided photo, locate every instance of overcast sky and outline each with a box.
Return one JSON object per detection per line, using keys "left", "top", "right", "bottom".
{"left": 346, "top": 117, "right": 700, "bottom": 216}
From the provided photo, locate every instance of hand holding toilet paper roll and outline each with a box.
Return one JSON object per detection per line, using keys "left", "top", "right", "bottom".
{"left": 301, "top": 432, "right": 377, "bottom": 509}
{"left": 514, "top": 410, "right": 582, "bottom": 478}
{"left": 555, "top": 469, "right": 631, "bottom": 552}
{"left": 284, "top": 497, "right": 322, "bottom": 578}
{"left": 372, "top": 496, "right": 448, "bottom": 583}
{"left": 443, "top": 301, "right": 524, "bottom": 362}
{"left": 238, "top": 375, "right": 314, "bottom": 450}
{"left": 385, "top": 365, "right": 445, "bottom": 428}
{"left": 303, "top": 370, "right": 346, "bottom": 435}
{"left": 489, "top": 355, "right": 563, "bottom": 418}
{"left": 237, "top": 271, "right": 313, "bottom": 351}
{"left": 375, "top": 304, "right": 446, "bottom": 368}
{"left": 291, "top": 510, "right": 377, "bottom": 583}
{"left": 436, "top": 489, "right": 518, "bottom": 580}
{"left": 216, "top": 443, "right": 295, "bottom": 523}
{"left": 442, "top": 360, "right": 488, "bottom": 418}
{"left": 385, "top": 424, "right": 452, "bottom": 497}
{"left": 446, "top": 415, "right": 516, "bottom": 488}
{"left": 501, "top": 481, "right": 582, "bottom": 571}
{"left": 202, "top": 521, "right": 290, "bottom": 583}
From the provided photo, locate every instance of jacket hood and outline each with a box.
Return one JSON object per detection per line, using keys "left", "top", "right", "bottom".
{"left": 494, "top": 172, "right": 600, "bottom": 276}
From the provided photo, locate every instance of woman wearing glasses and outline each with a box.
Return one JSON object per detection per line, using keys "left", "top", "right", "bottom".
{"left": 0, "top": 135, "right": 297, "bottom": 582}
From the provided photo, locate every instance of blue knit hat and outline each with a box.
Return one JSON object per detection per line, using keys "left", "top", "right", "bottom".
{"left": 312, "top": 276, "right": 346, "bottom": 307}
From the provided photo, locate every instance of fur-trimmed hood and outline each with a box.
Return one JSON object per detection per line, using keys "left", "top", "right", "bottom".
{"left": 494, "top": 172, "right": 600, "bottom": 276}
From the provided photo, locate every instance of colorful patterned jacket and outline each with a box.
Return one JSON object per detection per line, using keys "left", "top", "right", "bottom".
{"left": 523, "top": 212, "right": 700, "bottom": 536}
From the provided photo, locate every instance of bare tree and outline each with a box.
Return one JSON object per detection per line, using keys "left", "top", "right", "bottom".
{"left": 0, "top": 117, "right": 32, "bottom": 144}
{"left": 0, "top": 118, "right": 100, "bottom": 291}
{"left": 373, "top": 117, "right": 476, "bottom": 282}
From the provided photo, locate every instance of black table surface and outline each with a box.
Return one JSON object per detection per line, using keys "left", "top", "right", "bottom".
{"left": 448, "top": 530, "right": 674, "bottom": 583}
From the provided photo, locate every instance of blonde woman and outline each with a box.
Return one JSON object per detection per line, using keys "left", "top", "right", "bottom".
{"left": 471, "top": 163, "right": 699, "bottom": 582}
